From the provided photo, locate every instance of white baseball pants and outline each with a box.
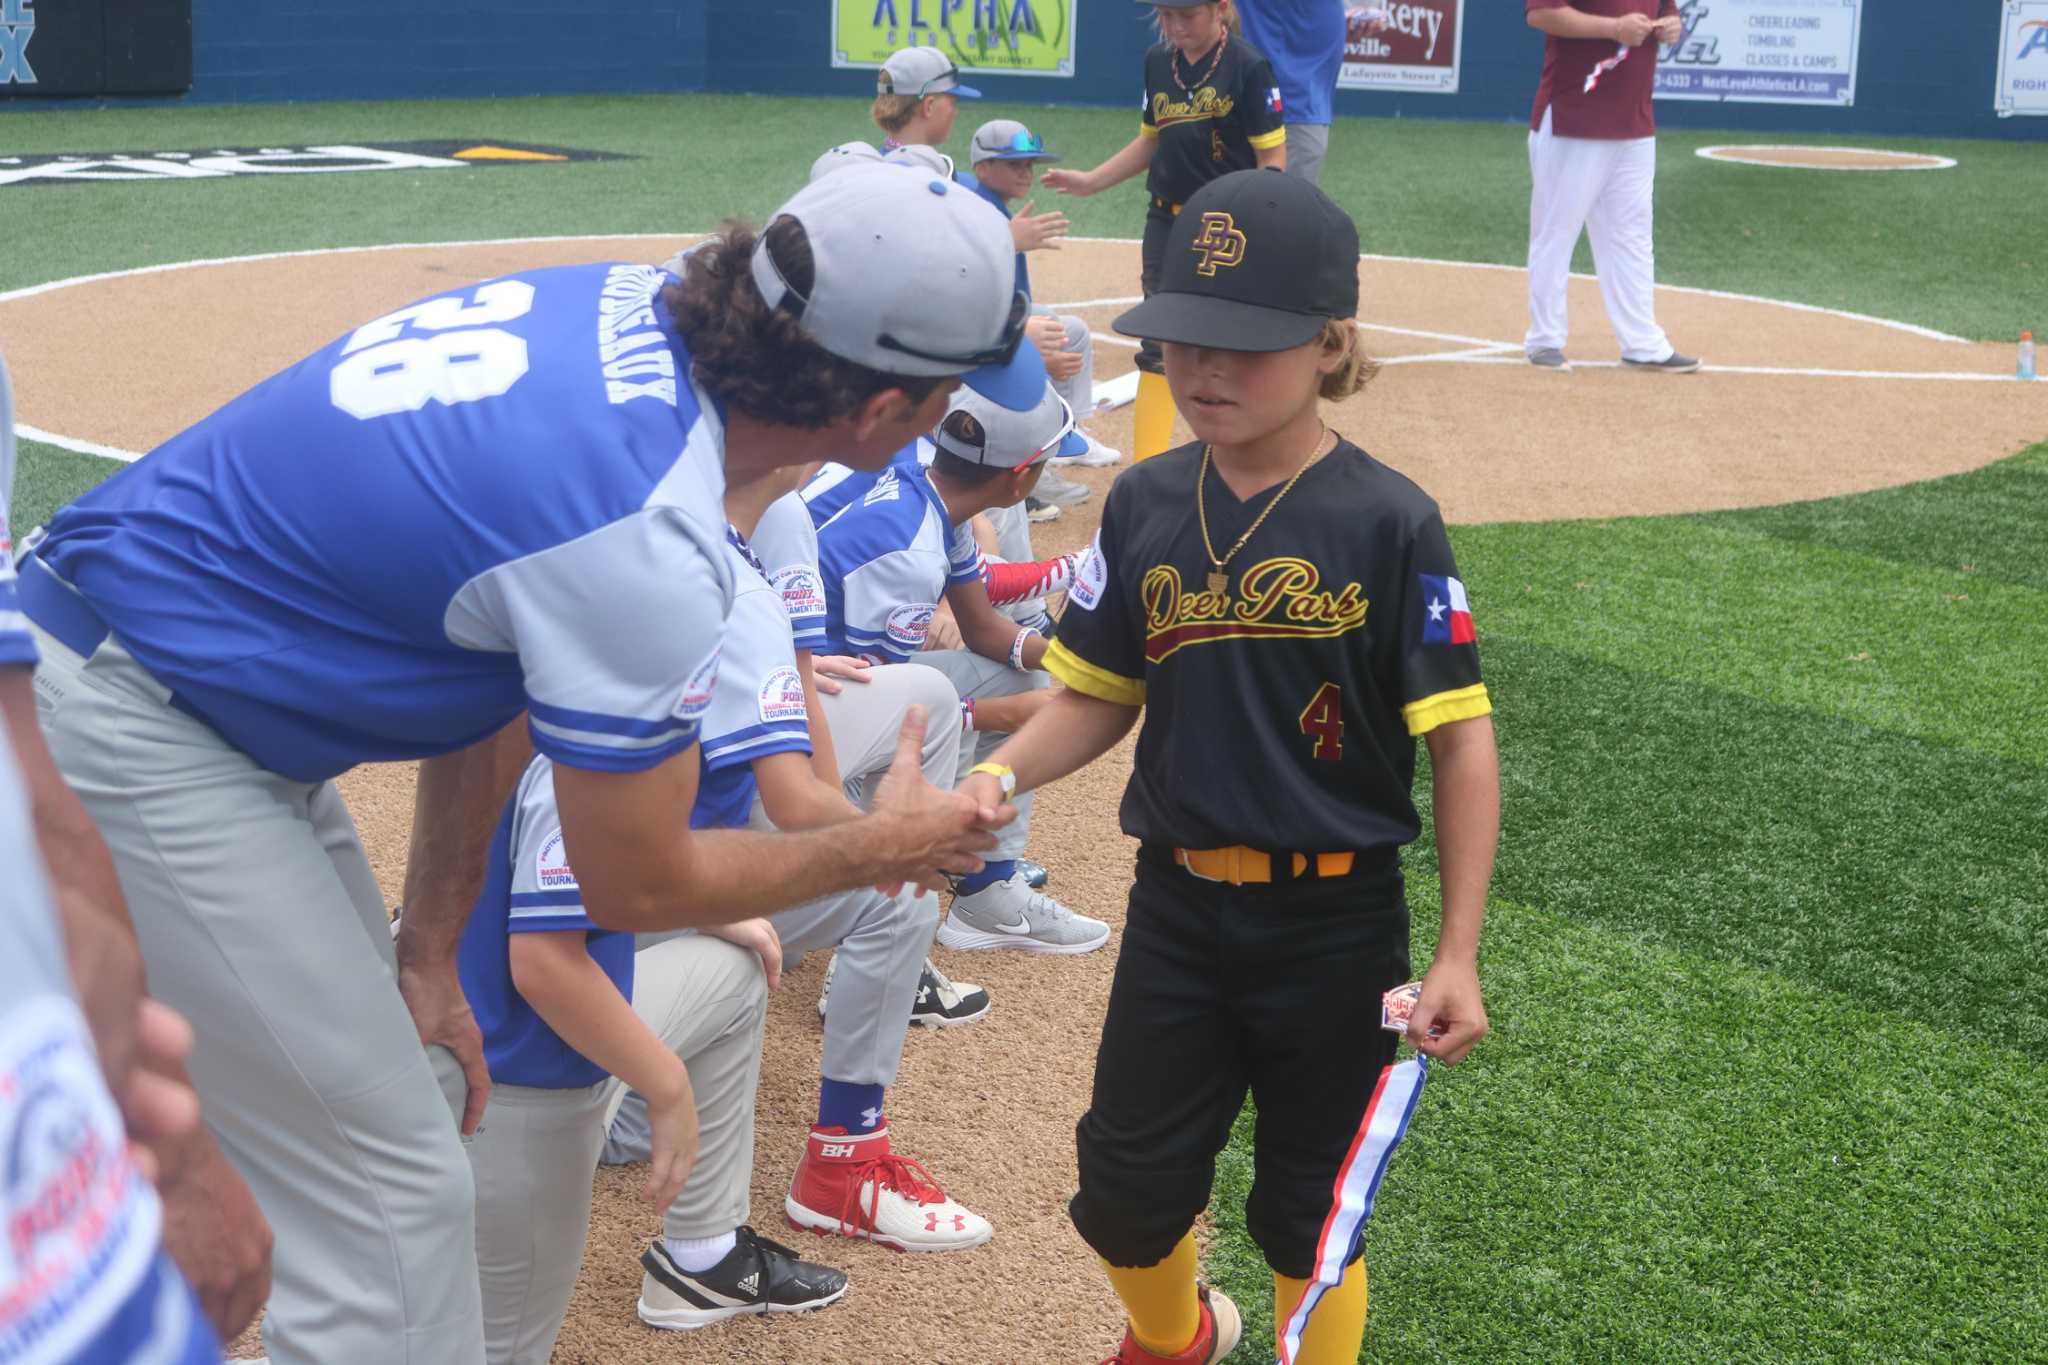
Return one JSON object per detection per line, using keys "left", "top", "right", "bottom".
{"left": 1525, "top": 106, "right": 1674, "bottom": 363}
{"left": 30, "top": 626, "right": 484, "bottom": 1365}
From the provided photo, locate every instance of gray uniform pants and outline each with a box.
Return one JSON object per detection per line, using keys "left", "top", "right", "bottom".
{"left": 30, "top": 625, "right": 482, "bottom": 1365}
{"left": 1286, "top": 122, "right": 1330, "bottom": 186}
{"left": 1032, "top": 304, "right": 1095, "bottom": 417}
{"left": 472, "top": 934, "right": 766, "bottom": 1365}
{"left": 814, "top": 659, "right": 962, "bottom": 808}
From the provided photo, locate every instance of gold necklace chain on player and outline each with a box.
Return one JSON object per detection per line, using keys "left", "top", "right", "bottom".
{"left": 1173, "top": 30, "right": 1228, "bottom": 97}
{"left": 1197, "top": 424, "right": 1330, "bottom": 596}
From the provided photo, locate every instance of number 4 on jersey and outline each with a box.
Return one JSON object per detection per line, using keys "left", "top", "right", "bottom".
{"left": 1298, "top": 681, "right": 1343, "bottom": 761}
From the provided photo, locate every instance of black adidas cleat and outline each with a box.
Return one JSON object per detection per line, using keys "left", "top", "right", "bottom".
{"left": 637, "top": 1226, "right": 848, "bottom": 1330}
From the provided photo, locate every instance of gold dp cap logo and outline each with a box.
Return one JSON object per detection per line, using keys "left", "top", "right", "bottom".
{"left": 1190, "top": 211, "right": 1247, "bottom": 276}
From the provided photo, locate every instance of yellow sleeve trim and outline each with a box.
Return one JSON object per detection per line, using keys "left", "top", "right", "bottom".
{"left": 1139, "top": 121, "right": 1159, "bottom": 138}
{"left": 1247, "top": 127, "right": 1288, "bottom": 150}
{"left": 1402, "top": 682, "right": 1492, "bottom": 737}
{"left": 1045, "top": 640, "right": 1146, "bottom": 707}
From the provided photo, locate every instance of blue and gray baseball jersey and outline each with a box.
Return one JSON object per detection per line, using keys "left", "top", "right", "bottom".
{"left": 458, "top": 755, "right": 637, "bottom": 1092}
{"left": 812, "top": 449, "right": 985, "bottom": 664}
{"left": 0, "top": 728, "right": 221, "bottom": 1364}
{"left": 694, "top": 530, "right": 815, "bottom": 828}
{"left": 25, "top": 264, "right": 731, "bottom": 782}
{"left": 750, "top": 491, "right": 829, "bottom": 654}
{"left": 0, "top": 353, "right": 36, "bottom": 669}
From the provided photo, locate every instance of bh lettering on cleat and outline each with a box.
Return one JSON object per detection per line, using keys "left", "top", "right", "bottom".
{"left": 819, "top": 1142, "right": 858, "bottom": 1158}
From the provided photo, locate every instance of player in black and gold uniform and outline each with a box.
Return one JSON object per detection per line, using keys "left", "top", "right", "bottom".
{"left": 958, "top": 171, "right": 1500, "bottom": 1365}
{"left": 1041, "top": 0, "right": 1286, "bottom": 459}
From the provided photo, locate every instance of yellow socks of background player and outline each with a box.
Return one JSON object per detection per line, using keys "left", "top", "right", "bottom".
{"left": 1133, "top": 370, "right": 1175, "bottom": 461}
{"left": 1101, "top": 1231, "right": 1201, "bottom": 1356}
{"left": 1274, "top": 1258, "right": 1369, "bottom": 1365}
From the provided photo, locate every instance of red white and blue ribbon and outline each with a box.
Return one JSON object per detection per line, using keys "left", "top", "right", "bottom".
{"left": 1582, "top": 42, "right": 1631, "bottom": 93}
{"left": 1274, "top": 1055, "right": 1428, "bottom": 1365}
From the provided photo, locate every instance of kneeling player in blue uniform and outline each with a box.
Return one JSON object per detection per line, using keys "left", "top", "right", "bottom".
{"left": 813, "top": 385, "right": 1112, "bottom": 954}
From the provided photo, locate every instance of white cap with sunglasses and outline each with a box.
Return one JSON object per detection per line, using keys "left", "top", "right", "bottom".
{"left": 969, "top": 120, "right": 1061, "bottom": 167}
{"left": 751, "top": 162, "right": 1046, "bottom": 409}
{"left": 934, "top": 383, "right": 1088, "bottom": 471}
{"left": 878, "top": 46, "right": 983, "bottom": 99}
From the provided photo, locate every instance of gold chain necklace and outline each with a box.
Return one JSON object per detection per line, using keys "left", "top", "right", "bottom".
{"left": 1172, "top": 30, "right": 1228, "bottom": 97}
{"left": 1197, "top": 424, "right": 1330, "bottom": 598}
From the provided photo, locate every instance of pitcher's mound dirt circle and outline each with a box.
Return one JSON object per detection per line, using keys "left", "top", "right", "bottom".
{"left": 1696, "top": 144, "right": 1958, "bottom": 171}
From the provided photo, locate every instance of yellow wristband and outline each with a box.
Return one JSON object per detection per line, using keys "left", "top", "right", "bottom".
{"left": 967, "top": 762, "right": 1017, "bottom": 799}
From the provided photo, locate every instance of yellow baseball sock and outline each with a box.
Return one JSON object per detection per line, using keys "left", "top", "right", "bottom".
{"left": 1133, "top": 370, "right": 1175, "bottom": 461}
{"left": 1101, "top": 1232, "right": 1202, "bottom": 1357}
{"left": 1273, "top": 1259, "right": 1368, "bottom": 1365}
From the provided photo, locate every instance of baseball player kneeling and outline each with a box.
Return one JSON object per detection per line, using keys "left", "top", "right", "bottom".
{"left": 601, "top": 456, "right": 994, "bottom": 1256}
{"left": 812, "top": 384, "right": 1112, "bottom": 954}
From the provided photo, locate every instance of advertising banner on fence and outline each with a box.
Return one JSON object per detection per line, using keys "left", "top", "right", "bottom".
{"left": 1996, "top": 0, "right": 2048, "bottom": 115}
{"left": 1336, "top": 1, "right": 1464, "bottom": 95}
{"left": 1654, "top": 0, "right": 1861, "bottom": 106}
{"left": 832, "top": 0, "right": 1076, "bottom": 78}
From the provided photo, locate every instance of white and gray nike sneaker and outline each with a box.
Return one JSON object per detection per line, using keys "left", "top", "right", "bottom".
{"left": 936, "top": 875, "right": 1110, "bottom": 954}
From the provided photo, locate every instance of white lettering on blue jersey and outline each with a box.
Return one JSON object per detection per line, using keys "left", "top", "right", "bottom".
{"left": 701, "top": 534, "right": 813, "bottom": 774}
{"left": 751, "top": 492, "right": 828, "bottom": 653}
{"left": 31, "top": 264, "right": 732, "bottom": 781}
{"left": 814, "top": 452, "right": 982, "bottom": 664}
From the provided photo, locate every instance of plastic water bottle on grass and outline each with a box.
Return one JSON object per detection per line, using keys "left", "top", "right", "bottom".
{"left": 2021, "top": 332, "right": 2037, "bottom": 382}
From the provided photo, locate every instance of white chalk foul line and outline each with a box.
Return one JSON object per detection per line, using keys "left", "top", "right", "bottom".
{"left": 1441, "top": 355, "right": 2033, "bottom": 382}
{"left": 1696, "top": 145, "right": 1958, "bottom": 172}
{"left": 17, "top": 424, "right": 142, "bottom": 463}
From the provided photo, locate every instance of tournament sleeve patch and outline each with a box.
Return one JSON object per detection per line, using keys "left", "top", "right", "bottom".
{"left": 770, "top": 565, "right": 826, "bottom": 623}
{"left": 672, "top": 645, "right": 721, "bottom": 721}
{"left": 1417, "top": 573, "right": 1476, "bottom": 646}
{"left": 885, "top": 603, "right": 937, "bottom": 650}
{"left": 1067, "top": 532, "right": 1109, "bottom": 612}
{"left": 534, "top": 827, "right": 581, "bottom": 892}
{"left": 757, "top": 665, "right": 809, "bottom": 724}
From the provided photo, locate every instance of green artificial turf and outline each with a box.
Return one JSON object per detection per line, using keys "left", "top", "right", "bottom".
{"left": 3, "top": 95, "right": 2042, "bottom": 339}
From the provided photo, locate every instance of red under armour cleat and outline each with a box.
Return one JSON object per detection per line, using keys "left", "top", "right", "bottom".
{"left": 785, "top": 1123, "right": 992, "bottom": 1253}
{"left": 1100, "top": 1284, "right": 1243, "bottom": 1365}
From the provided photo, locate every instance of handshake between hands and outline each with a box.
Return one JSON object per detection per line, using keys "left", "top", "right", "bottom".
{"left": 871, "top": 705, "right": 1018, "bottom": 897}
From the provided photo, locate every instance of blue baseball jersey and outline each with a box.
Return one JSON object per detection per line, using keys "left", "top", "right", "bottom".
{"left": 0, "top": 728, "right": 221, "bottom": 1365}
{"left": 693, "top": 531, "right": 814, "bottom": 829}
{"left": 812, "top": 450, "right": 985, "bottom": 664}
{"left": 954, "top": 172, "right": 1031, "bottom": 298}
{"left": 458, "top": 755, "right": 638, "bottom": 1091}
{"left": 0, "top": 353, "right": 36, "bottom": 669}
{"left": 750, "top": 491, "right": 829, "bottom": 654}
{"left": 28, "top": 264, "right": 732, "bottom": 782}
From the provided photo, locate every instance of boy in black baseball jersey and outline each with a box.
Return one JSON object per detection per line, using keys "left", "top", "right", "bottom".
{"left": 959, "top": 170, "right": 1499, "bottom": 1365}
{"left": 1042, "top": 0, "right": 1286, "bottom": 460}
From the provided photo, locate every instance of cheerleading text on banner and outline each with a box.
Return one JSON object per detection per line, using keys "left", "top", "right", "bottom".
{"left": 1995, "top": 0, "right": 2048, "bottom": 116}
{"left": 1336, "top": 1, "right": 1464, "bottom": 95}
{"left": 833, "top": 0, "right": 1076, "bottom": 77}
{"left": 1654, "top": 0, "right": 1862, "bottom": 106}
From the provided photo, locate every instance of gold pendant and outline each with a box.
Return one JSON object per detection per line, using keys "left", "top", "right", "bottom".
{"left": 1207, "top": 570, "right": 1229, "bottom": 596}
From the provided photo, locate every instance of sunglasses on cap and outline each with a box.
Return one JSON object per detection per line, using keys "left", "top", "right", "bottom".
{"left": 877, "top": 288, "right": 1031, "bottom": 371}
{"left": 916, "top": 63, "right": 965, "bottom": 96}
{"left": 979, "top": 127, "right": 1047, "bottom": 157}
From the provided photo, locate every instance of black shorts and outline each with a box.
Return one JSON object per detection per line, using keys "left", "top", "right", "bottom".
{"left": 1070, "top": 846, "right": 1415, "bottom": 1279}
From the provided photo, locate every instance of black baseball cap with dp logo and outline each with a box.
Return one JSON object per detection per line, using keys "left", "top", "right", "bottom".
{"left": 1114, "top": 168, "right": 1360, "bottom": 352}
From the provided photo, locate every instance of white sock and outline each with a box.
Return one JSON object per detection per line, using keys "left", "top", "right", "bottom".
{"left": 664, "top": 1231, "right": 737, "bottom": 1274}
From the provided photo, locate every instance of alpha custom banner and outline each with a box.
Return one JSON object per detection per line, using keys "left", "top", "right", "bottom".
{"left": 0, "top": 142, "right": 626, "bottom": 190}
{"left": 1655, "top": 0, "right": 1862, "bottom": 106}
{"left": 832, "top": 0, "right": 1077, "bottom": 78}
{"left": 1336, "top": 1, "right": 1464, "bottom": 95}
{"left": 1995, "top": 0, "right": 2048, "bottom": 116}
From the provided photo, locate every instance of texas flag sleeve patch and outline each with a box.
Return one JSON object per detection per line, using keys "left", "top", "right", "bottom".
{"left": 1267, "top": 86, "right": 1284, "bottom": 115}
{"left": 1418, "top": 573, "right": 1476, "bottom": 645}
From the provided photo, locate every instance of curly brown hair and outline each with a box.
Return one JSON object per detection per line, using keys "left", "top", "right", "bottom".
{"left": 663, "top": 218, "right": 950, "bottom": 427}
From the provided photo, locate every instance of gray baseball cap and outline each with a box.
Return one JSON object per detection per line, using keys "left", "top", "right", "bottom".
{"left": 878, "top": 46, "right": 983, "bottom": 99}
{"left": 970, "top": 120, "right": 1060, "bottom": 166}
{"left": 750, "top": 162, "right": 1044, "bottom": 408}
{"left": 933, "top": 381, "right": 1085, "bottom": 470}
{"left": 809, "top": 140, "right": 885, "bottom": 182}
{"left": 882, "top": 143, "right": 957, "bottom": 178}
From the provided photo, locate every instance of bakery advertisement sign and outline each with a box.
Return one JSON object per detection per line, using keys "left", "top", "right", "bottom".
{"left": 1996, "top": 0, "right": 2048, "bottom": 116}
{"left": 1655, "top": 0, "right": 1862, "bottom": 106}
{"left": 1336, "top": 1, "right": 1464, "bottom": 95}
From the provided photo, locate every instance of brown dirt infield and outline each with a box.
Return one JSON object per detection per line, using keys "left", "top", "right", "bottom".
{"left": 3, "top": 237, "right": 2039, "bottom": 1364}
{"left": 1694, "top": 145, "right": 1956, "bottom": 171}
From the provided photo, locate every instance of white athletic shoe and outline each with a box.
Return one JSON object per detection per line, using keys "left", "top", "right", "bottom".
{"left": 936, "top": 875, "right": 1110, "bottom": 954}
{"left": 1033, "top": 467, "right": 1091, "bottom": 507}
{"left": 1051, "top": 433, "right": 1124, "bottom": 468}
{"left": 786, "top": 1125, "right": 993, "bottom": 1253}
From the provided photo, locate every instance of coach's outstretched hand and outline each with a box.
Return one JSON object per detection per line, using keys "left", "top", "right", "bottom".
{"left": 1407, "top": 958, "right": 1489, "bottom": 1066}
{"left": 871, "top": 706, "right": 1011, "bottom": 894}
